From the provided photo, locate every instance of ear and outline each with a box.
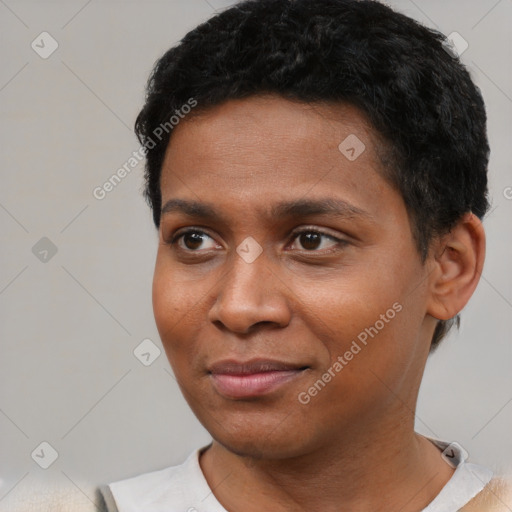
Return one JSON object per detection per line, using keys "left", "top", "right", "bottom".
{"left": 426, "top": 213, "right": 486, "bottom": 321}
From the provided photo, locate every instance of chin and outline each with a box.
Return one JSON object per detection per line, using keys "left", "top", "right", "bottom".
{"left": 216, "top": 434, "right": 308, "bottom": 461}
{"left": 203, "top": 412, "right": 320, "bottom": 461}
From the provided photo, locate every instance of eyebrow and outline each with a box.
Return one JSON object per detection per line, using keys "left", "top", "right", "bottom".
{"left": 160, "top": 197, "right": 373, "bottom": 223}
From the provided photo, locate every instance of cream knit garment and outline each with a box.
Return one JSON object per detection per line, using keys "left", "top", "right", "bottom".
{"left": 2, "top": 476, "right": 511, "bottom": 511}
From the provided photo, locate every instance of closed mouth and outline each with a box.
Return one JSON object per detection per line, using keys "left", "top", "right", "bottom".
{"left": 208, "top": 359, "right": 310, "bottom": 399}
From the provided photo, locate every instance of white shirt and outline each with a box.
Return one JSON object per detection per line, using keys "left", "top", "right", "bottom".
{"left": 102, "top": 437, "right": 493, "bottom": 512}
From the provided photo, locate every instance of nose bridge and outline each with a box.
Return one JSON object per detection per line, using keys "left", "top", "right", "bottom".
{"left": 222, "top": 243, "right": 272, "bottom": 309}
{"left": 209, "top": 241, "right": 290, "bottom": 332}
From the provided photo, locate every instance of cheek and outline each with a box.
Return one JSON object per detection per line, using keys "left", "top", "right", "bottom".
{"left": 297, "top": 299, "right": 417, "bottom": 421}
{"left": 152, "top": 256, "right": 197, "bottom": 362}
{"left": 152, "top": 253, "right": 219, "bottom": 383}
{"left": 297, "top": 255, "right": 422, "bottom": 377}
{"left": 152, "top": 260, "right": 175, "bottom": 341}
{"left": 152, "top": 251, "right": 199, "bottom": 326}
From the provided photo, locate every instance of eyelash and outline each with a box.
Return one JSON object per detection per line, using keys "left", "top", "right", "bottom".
{"left": 167, "top": 226, "right": 348, "bottom": 254}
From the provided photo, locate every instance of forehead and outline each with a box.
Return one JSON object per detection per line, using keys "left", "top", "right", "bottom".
{"left": 165, "top": 94, "right": 382, "bottom": 162}
{"left": 159, "top": 94, "right": 400, "bottom": 224}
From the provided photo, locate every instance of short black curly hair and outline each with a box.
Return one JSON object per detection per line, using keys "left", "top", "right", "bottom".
{"left": 135, "top": 0, "right": 490, "bottom": 351}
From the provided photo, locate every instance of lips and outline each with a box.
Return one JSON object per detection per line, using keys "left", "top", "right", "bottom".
{"left": 208, "top": 359, "right": 309, "bottom": 399}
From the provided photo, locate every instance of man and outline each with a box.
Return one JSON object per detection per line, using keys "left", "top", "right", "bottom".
{"left": 99, "top": 0, "right": 510, "bottom": 510}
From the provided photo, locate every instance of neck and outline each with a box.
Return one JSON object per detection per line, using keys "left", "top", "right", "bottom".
{"left": 200, "top": 409, "right": 454, "bottom": 512}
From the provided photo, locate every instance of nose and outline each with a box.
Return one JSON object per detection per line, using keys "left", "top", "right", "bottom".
{"left": 208, "top": 250, "right": 292, "bottom": 334}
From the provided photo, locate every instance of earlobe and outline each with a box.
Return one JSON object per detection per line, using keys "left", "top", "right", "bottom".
{"left": 426, "top": 213, "right": 486, "bottom": 321}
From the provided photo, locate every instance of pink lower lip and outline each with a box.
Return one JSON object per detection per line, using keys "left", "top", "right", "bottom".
{"left": 210, "top": 370, "right": 305, "bottom": 399}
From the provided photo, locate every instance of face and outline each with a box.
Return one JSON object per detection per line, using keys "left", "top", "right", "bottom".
{"left": 153, "top": 95, "right": 435, "bottom": 459}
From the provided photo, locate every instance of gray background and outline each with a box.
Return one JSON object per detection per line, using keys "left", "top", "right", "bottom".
{"left": 1, "top": 0, "right": 511, "bottom": 508}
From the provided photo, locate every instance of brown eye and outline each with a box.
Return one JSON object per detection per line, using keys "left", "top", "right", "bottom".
{"left": 170, "top": 229, "right": 218, "bottom": 251}
{"left": 299, "top": 232, "right": 322, "bottom": 250}
{"left": 290, "top": 229, "right": 341, "bottom": 252}
{"left": 182, "top": 232, "right": 206, "bottom": 250}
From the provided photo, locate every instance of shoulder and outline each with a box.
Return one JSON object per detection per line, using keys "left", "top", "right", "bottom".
{"left": 98, "top": 465, "right": 185, "bottom": 512}
{"left": 460, "top": 476, "right": 512, "bottom": 511}
{"left": 99, "top": 446, "right": 218, "bottom": 512}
